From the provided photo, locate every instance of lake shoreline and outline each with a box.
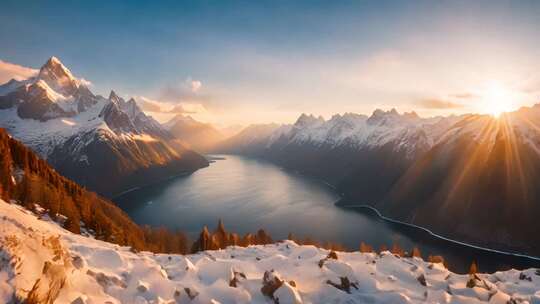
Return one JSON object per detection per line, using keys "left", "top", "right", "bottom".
{"left": 339, "top": 203, "right": 540, "bottom": 265}
{"left": 114, "top": 154, "right": 540, "bottom": 273}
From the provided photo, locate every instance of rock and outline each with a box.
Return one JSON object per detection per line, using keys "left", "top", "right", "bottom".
{"left": 229, "top": 270, "right": 247, "bottom": 287}
{"left": 327, "top": 251, "right": 338, "bottom": 260}
{"left": 261, "top": 270, "right": 284, "bottom": 300}
{"left": 26, "top": 261, "right": 68, "bottom": 304}
{"left": 519, "top": 272, "right": 532, "bottom": 281}
{"left": 318, "top": 251, "right": 339, "bottom": 268}
{"left": 87, "top": 270, "right": 127, "bottom": 289}
{"left": 71, "top": 295, "right": 88, "bottom": 304}
{"left": 71, "top": 255, "right": 85, "bottom": 269}
{"left": 136, "top": 280, "right": 149, "bottom": 293}
{"left": 417, "top": 274, "right": 427, "bottom": 286}
{"left": 326, "top": 277, "right": 358, "bottom": 294}
{"left": 184, "top": 287, "right": 199, "bottom": 300}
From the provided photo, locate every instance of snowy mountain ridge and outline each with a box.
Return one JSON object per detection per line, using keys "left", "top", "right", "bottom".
{"left": 264, "top": 110, "right": 461, "bottom": 157}
{"left": 0, "top": 57, "right": 171, "bottom": 159}
{"left": 1, "top": 198, "right": 539, "bottom": 304}
{"left": 235, "top": 104, "right": 540, "bottom": 160}
{"left": 0, "top": 57, "right": 208, "bottom": 196}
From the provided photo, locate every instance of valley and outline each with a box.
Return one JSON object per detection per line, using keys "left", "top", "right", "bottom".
{"left": 114, "top": 154, "right": 540, "bottom": 274}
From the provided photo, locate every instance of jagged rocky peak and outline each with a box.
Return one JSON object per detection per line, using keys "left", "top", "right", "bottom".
{"left": 99, "top": 99, "right": 138, "bottom": 135}
{"left": 37, "top": 56, "right": 79, "bottom": 96}
{"left": 329, "top": 112, "right": 367, "bottom": 123}
{"left": 367, "top": 108, "right": 420, "bottom": 126}
{"left": 108, "top": 90, "right": 124, "bottom": 103}
{"left": 403, "top": 111, "right": 419, "bottom": 119}
{"left": 122, "top": 97, "right": 142, "bottom": 118}
{"left": 107, "top": 92, "right": 141, "bottom": 118}
{"left": 294, "top": 113, "right": 325, "bottom": 127}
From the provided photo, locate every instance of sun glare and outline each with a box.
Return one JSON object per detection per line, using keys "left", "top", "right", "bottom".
{"left": 482, "top": 83, "right": 514, "bottom": 118}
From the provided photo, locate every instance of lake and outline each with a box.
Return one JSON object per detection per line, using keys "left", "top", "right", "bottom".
{"left": 114, "top": 154, "right": 540, "bottom": 273}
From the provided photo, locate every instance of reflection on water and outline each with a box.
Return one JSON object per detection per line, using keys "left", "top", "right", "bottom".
{"left": 114, "top": 155, "right": 540, "bottom": 273}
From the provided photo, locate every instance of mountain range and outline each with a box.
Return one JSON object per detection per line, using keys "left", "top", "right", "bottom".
{"left": 214, "top": 107, "right": 540, "bottom": 256}
{"left": 164, "top": 114, "right": 225, "bottom": 152}
{"left": 0, "top": 57, "right": 208, "bottom": 197}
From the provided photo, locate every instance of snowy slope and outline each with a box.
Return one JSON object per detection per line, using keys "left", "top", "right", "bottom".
{"left": 0, "top": 98, "right": 108, "bottom": 157}
{"left": 1, "top": 199, "right": 539, "bottom": 304}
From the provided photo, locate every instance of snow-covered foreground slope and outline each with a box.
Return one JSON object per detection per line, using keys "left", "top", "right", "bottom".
{"left": 1, "top": 199, "right": 539, "bottom": 304}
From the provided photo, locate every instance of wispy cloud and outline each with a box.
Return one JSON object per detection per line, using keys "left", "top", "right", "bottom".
{"left": 157, "top": 77, "right": 217, "bottom": 109}
{"left": 416, "top": 98, "right": 464, "bottom": 109}
{"left": 0, "top": 59, "right": 38, "bottom": 83}
{"left": 135, "top": 96, "right": 194, "bottom": 114}
{"left": 450, "top": 92, "right": 478, "bottom": 99}
{"left": 188, "top": 78, "right": 202, "bottom": 92}
{"left": 136, "top": 96, "right": 163, "bottom": 112}
{"left": 79, "top": 78, "right": 93, "bottom": 87}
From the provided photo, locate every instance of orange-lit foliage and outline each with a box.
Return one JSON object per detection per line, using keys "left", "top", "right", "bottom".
{"left": 360, "top": 242, "right": 373, "bottom": 253}
{"left": 0, "top": 128, "right": 189, "bottom": 254}
{"left": 391, "top": 243, "right": 405, "bottom": 257}
{"left": 191, "top": 219, "right": 273, "bottom": 252}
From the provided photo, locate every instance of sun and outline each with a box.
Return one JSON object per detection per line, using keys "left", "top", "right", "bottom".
{"left": 482, "top": 83, "right": 514, "bottom": 118}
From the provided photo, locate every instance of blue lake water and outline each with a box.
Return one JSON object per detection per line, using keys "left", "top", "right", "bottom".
{"left": 114, "top": 154, "right": 540, "bottom": 273}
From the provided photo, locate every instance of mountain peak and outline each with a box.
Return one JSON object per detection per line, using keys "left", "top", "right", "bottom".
{"left": 37, "top": 56, "right": 79, "bottom": 96}
{"left": 294, "top": 113, "right": 324, "bottom": 127}
{"left": 109, "top": 90, "right": 122, "bottom": 103}
{"left": 41, "top": 56, "right": 70, "bottom": 75}
{"left": 47, "top": 56, "right": 62, "bottom": 65}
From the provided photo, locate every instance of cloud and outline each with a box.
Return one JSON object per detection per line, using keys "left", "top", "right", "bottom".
{"left": 79, "top": 78, "right": 93, "bottom": 87}
{"left": 135, "top": 96, "right": 194, "bottom": 114}
{"left": 416, "top": 98, "right": 464, "bottom": 109}
{"left": 450, "top": 92, "right": 478, "bottom": 99}
{"left": 157, "top": 77, "right": 214, "bottom": 108}
{"left": 136, "top": 97, "right": 163, "bottom": 112}
{"left": 168, "top": 104, "right": 192, "bottom": 114}
{"left": 189, "top": 79, "right": 202, "bottom": 92}
{"left": 0, "top": 59, "right": 38, "bottom": 83}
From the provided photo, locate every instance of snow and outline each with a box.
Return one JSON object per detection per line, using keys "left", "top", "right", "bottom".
{"left": 0, "top": 78, "right": 33, "bottom": 96}
{"left": 262, "top": 110, "right": 463, "bottom": 158}
{"left": 0, "top": 57, "right": 171, "bottom": 163}
{"left": 251, "top": 106, "right": 540, "bottom": 159}
{"left": 0, "top": 99, "right": 108, "bottom": 157}
{"left": 1, "top": 199, "right": 539, "bottom": 303}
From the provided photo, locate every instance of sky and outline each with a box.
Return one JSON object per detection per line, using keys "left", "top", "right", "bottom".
{"left": 1, "top": 0, "right": 540, "bottom": 126}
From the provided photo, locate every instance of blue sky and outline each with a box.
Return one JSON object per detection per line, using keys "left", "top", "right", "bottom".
{"left": 1, "top": 0, "right": 540, "bottom": 125}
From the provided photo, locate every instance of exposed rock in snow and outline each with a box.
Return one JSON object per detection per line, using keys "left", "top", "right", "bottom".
{"left": 1, "top": 199, "right": 539, "bottom": 303}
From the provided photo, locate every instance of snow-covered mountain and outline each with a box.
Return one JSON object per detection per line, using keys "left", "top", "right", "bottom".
{"left": 164, "top": 114, "right": 225, "bottom": 152}
{"left": 215, "top": 107, "right": 540, "bottom": 256}
{"left": 214, "top": 123, "right": 292, "bottom": 154}
{"left": 0, "top": 57, "right": 208, "bottom": 196}
{"left": 2, "top": 199, "right": 539, "bottom": 304}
